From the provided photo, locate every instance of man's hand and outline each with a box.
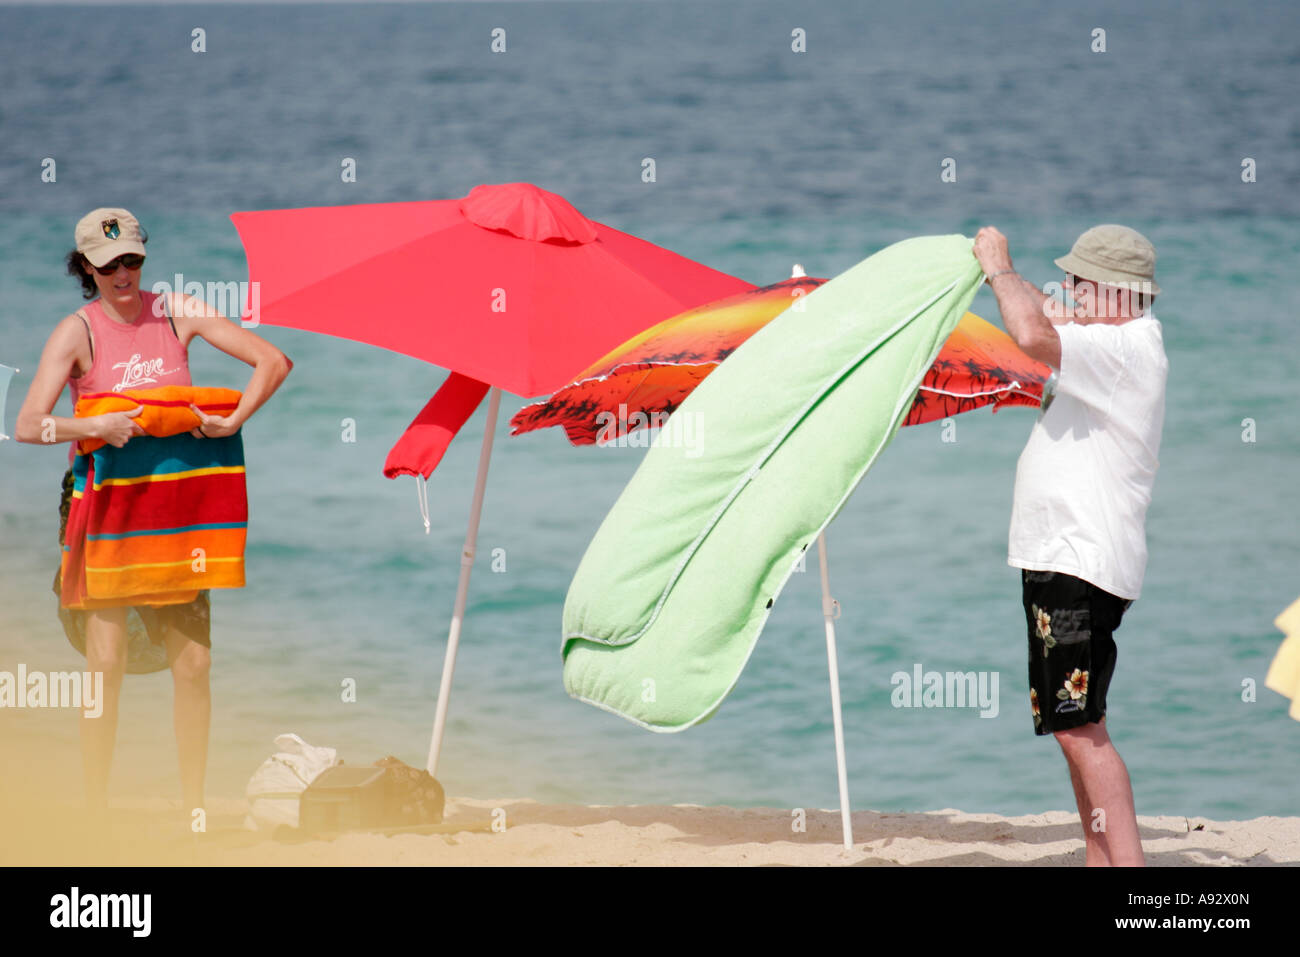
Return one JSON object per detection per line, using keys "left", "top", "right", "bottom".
{"left": 93, "top": 406, "right": 145, "bottom": 448}
{"left": 972, "top": 227, "right": 1062, "bottom": 368}
{"left": 189, "top": 403, "right": 243, "bottom": 439}
{"left": 973, "top": 226, "right": 1014, "bottom": 278}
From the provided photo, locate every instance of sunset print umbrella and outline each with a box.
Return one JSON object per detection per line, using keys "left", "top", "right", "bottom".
{"left": 903, "top": 311, "right": 1049, "bottom": 426}
{"left": 510, "top": 275, "right": 823, "bottom": 444}
{"left": 231, "top": 183, "right": 752, "bottom": 775}
{"left": 511, "top": 269, "right": 1050, "bottom": 446}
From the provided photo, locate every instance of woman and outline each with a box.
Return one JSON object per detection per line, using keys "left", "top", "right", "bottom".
{"left": 14, "top": 207, "right": 292, "bottom": 816}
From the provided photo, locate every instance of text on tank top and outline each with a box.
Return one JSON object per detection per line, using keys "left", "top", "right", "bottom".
{"left": 66, "top": 290, "right": 192, "bottom": 463}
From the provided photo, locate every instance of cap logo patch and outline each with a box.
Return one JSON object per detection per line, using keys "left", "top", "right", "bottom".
{"left": 101, "top": 219, "right": 120, "bottom": 239}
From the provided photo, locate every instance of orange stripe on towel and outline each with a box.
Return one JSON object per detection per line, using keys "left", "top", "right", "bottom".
{"left": 75, "top": 386, "right": 244, "bottom": 455}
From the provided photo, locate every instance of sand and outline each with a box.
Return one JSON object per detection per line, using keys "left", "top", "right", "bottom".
{"left": 2, "top": 715, "right": 1292, "bottom": 867}
{"left": 2, "top": 792, "right": 1296, "bottom": 866}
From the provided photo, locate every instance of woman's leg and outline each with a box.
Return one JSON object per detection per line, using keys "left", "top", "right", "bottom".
{"left": 164, "top": 630, "right": 210, "bottom": 815}
{"left": 82, "top": 607, "right": 128, "bottom": 809}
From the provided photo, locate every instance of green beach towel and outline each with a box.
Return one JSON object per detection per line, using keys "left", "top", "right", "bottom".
{"left": 562, "top": 234, "right": 985, "bottom": 731}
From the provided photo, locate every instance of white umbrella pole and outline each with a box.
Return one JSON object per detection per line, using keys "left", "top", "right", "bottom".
{"left": 427, "top": 386, "right": 502, "bottom": 777}
{"left": 817, "top": 530, "right": 854, "bottom": 850}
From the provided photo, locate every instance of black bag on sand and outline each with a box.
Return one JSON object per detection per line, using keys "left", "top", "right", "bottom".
{"left": 374, "top": 755, "right": 446, "bottom": 827}
{"left": 296, "top": 756, "right": 445, "bottom": 836}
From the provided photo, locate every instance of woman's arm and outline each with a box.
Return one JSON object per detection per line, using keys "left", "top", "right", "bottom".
{"left": 170, "top": 293, "right": 292, "bottom": 438}
{"left": 14, "top": 315, "right": 143, "bottom": 447}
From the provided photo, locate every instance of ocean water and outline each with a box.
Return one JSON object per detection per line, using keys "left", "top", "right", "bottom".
{"left": 0, "top": 0, "right": 1297, "bottom": 821}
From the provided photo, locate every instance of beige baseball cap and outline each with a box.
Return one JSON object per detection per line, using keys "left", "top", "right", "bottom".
{"left": 1054, "top": 224, "right": 1160, "bottom": 296}
{"left": 74, "top": 207, "right": 147, "bottom": 267}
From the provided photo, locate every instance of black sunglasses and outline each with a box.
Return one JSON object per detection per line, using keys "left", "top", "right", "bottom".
{"left": 92, "top": 254, "right": 145, "bottom": 275}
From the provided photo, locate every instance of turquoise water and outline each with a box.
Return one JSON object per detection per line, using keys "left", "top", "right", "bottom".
{"left": 1, "top": 1, "right": 1297, "bottom": 819}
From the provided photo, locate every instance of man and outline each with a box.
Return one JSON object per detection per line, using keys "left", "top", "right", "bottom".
{"left": 972, "top": 224, "right": 1168, "bottom": 866}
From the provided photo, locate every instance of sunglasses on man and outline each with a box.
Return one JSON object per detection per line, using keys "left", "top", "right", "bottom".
{"left": 92, "top": 254, "right": 145, "bottom": 275}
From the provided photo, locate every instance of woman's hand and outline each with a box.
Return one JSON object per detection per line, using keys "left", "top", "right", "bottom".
{"left": 189, "top": 403, "right": 243, "bottom": 439}
{"left": 93, "top": 406, "right": 145, "bottom": 448}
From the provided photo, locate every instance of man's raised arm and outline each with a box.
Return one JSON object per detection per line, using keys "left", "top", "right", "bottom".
{"left": 972, "top": 226, "right": 1064, "bottom": 368}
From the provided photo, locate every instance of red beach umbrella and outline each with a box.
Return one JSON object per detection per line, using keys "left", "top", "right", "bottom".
{"left": 232, "top": 183, "right": 748, "bottom": 397}
{"left": 231, "top": 183, "right": 752, "bottom": 775}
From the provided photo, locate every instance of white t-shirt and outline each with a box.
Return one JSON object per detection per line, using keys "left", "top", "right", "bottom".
{"left": 1008, "top": 314, "right": 1168, "bottom": 600}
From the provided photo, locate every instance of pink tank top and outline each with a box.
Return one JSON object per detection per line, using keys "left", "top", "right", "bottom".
{"left": 67, "top": 290, "right": 191, "bottom": 462}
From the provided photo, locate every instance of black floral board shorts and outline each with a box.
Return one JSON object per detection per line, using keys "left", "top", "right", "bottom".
{"left": 1021, "top": 569, "right": 1133, "bottom": 736}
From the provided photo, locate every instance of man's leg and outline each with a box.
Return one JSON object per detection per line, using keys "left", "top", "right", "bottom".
{"left": 164, "top": 631, "right": 210, "bottom": 817}
{"left": 1062, "top": 741, "right": 1109, "bottom": 866}
{"left": 82, "top": 607, "right": 128, "bottom": 810}
{"left": 1055, "top": 719, "right": 1144, "bottom": 866}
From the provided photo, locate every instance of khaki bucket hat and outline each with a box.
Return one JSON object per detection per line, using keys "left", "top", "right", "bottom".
{"left": 1054, "top": 224, "right": 1160, "bottom": 296}
{"left": 75, "top": 207, "right": 148, "bottom": 267}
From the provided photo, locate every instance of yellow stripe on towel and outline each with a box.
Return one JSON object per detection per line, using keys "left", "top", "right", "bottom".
{"left": 94, "top": 465, "right": 246, "bottom": 490}
{"left": 86, "top": 556, "right": 244, "bottom": 573}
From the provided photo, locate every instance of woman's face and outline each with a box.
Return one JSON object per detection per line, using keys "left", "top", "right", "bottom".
{"left": 84, "top": 255, "right": 143, "bottom": 302}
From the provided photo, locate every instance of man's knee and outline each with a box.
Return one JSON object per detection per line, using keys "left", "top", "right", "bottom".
{"left": 1053, "top": 719, "right": 1108, "bottom": 757}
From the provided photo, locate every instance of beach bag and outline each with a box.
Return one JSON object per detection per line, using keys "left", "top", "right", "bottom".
{"left": 374, "top": 755, "right": 445, "bottom": 826}
{"left": 244, "top": 733, "right": 341, "bottom": 830}
{"left": 297, "top": 756, "right": 446, "bottom": 833}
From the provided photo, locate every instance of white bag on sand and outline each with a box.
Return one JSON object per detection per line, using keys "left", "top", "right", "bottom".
{"left": 244, "top": 733, "right": 341, "bottom": 831}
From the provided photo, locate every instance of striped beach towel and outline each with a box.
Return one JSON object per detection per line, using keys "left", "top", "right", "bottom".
{"left": 60, "top": 387, "right": 248, "bottom": 609}
{"left": 73, "top": 385, "right": 242, "bottom": 455}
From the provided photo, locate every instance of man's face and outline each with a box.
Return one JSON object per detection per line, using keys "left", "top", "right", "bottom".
{"left": 1065, "top": 273, "right": 1130, "bottom": 322}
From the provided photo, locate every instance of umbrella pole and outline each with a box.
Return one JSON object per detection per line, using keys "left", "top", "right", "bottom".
{"left": 817, "top": 530, "right": 854, "bottom": 851}
{"left": 426, "top": 386, "right": 502, "bottom": 777}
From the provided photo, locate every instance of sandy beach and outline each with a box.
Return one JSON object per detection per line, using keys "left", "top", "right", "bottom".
{"left": 3, "top": 790, "right": 1296, "bottom": 867}
{"left": 4, "top": 712, "right": 1293, "bottom": 868}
